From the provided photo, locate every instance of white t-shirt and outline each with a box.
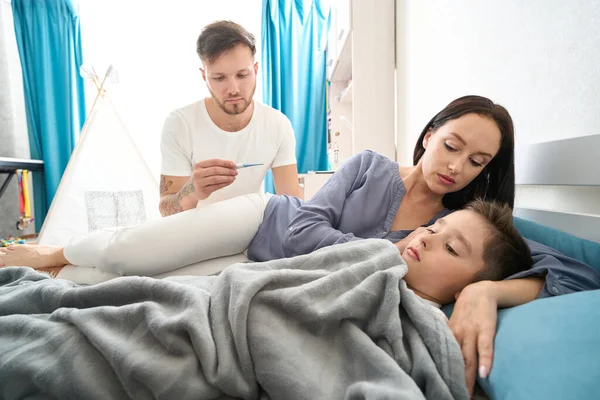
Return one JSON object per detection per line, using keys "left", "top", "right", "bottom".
{"left": 407, "top": 287, "right": 449, "bottom": 323}
{"left": 160, "top": 99, "right": 297, "bottom": 205}
{"left": 420, "top": 297, "right": 449, "bottom": 323}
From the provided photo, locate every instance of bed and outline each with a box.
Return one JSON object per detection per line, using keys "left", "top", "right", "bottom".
{"left": 4, "top": 135, "right": 600, "bottom": 399}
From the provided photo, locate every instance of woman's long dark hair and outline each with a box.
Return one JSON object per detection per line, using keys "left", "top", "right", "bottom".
{"left": 413, "top": 95, "right": 515, "bottom": 210}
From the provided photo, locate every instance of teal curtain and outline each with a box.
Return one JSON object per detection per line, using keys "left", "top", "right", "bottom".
{"left": 262, "top": 0, "right": 331, "bottom": 193}
{"left": 12, "top": 0, "right": 86, "bottom": 230}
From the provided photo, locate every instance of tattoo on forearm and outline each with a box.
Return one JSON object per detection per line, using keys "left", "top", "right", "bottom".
{"left": 159, "top": 195, "right": 183, "bottom": 216}
{"left": 159, "top": 176, "right": 173, "bottom": 195}
{"left": 178, "top": 180, "right": 195, "bottom": 200}
{"left": 159, "top": 180, "right": 195, "bottom": 216}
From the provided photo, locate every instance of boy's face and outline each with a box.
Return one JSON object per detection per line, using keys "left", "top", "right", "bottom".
{"left": 402, "top": 210, "right": 489, "bottom": 305}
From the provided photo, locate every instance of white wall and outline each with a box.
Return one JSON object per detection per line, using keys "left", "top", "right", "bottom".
{"left": 327, "top": 0, "right": 395, "bottom": 165}
{"left": 79, "top": 0, "right": 263, "bottom": 177}
{"left": 396, "top": 0, "right": 600, "bottom": 165}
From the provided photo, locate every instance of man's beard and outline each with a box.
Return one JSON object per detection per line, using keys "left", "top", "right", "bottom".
{"left": 211, "top": 85, "right": 256, "bottom": 116}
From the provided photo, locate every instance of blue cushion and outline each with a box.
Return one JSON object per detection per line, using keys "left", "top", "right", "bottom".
{"left": 513, "top": 216, "right": 600, "bottom": 273}
{"left": 479, "top": 289, "right": 600, "bottom": 400}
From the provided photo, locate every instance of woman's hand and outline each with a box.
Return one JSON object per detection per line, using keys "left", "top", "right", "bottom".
{"left": 449, "top": 281, "right": 498, "bottom": 396}
{"left": 394, "top": 227, "right": 429, "bottom": 254}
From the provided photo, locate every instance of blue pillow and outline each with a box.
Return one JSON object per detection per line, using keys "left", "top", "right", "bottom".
{"left": 513, "top": 216, "right": 600, "bottom": 273}
{"left": 479, "top": 289, "right": 600, "bottom": 400}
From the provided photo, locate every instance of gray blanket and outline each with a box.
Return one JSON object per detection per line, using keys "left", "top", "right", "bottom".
{"left": 0, "top": 239, "right": 468, "bottom": 400}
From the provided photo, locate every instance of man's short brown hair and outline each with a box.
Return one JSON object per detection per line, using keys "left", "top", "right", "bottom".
{"left": 196, "top": 20, "right": 256, "bottom": 65}
{"left": 465, "top": 199, "right": 533, "bottom": 281}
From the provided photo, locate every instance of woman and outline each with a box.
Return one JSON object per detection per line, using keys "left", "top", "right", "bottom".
{"left": 0, "top": 95, "right": 515, "bottom": 269}
{"left": 0, "top": 95, "right": 542, "bottom": 394}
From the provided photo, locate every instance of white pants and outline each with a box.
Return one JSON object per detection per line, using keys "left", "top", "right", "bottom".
{"left": 58, "top": 193, "right": 272, "bottom": 281}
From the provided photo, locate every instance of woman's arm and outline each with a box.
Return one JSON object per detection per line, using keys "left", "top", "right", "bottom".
{"left": 449, "top": 277, "right": 544, "bottom": 396}
{"left": 489, "top": 276, "right": 545, "bottom": 307}
{"left": 282, "top": 151, "right": 380, "bottom": 256}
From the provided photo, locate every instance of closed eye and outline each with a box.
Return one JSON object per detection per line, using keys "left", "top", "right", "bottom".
{"left": 427, "top": 228, "right": 435, "bottom": 234}
{"left": 446, "top": 244, "right": 458, "bottom": 256}
{"left": 469, "top": 158, "right": 483, "bottom": 167}
{"left": 444, "top": 143, "right": 457, "bottom": 152}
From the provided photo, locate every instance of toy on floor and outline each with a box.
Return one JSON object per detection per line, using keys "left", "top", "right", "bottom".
{"left": 1, "top": 236, "right": 26, "bottom": 247}
{"left": 16, "top": 169, "right": 34, "bottom": 230}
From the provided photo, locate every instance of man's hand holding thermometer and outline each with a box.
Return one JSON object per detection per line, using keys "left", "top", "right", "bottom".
{"left": 177, "top": 159, "right": 264, "bottom": 209}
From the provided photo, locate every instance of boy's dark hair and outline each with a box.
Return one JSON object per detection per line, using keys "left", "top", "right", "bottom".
{"left": 196, "top": 20, "right": 256, "bottom": 65}
{"left": 465, "top": 199, "right": 533, "bottom": 281}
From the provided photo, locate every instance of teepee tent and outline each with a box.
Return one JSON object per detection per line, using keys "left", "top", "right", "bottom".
{"left": 37, "top": 66, "right": 161, "bottom": 246}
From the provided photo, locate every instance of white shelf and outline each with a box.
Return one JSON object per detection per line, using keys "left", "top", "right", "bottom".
{"left": 339, "top": 116, "right": 353, "bottom": 130}
{"left": 326, "top": 0, "right": 395, "bottom": 162}
{"left": 329, "top": 31, "right": 352, "bottom": 82}
{"left": 339, "top": 82, "right": 353, "bottom": 104}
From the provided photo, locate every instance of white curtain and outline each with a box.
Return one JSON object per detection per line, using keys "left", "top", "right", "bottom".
{"left": 0, "top": 0, "right": 29, "bottom": 158}
{"left": 0, "top": 0, "right": 32, "bottom": 238}
{"left": 78, "top": 0, "right": 263, "bottom": 178}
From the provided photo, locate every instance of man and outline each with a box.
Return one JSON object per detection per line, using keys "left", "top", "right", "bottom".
{"left": 159, "top": 20, "right": 302, "bottom": 216}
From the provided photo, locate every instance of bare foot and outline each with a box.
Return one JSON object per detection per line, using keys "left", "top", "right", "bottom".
{"left": 0, "top": 245, "right": 67, "bottom": 269}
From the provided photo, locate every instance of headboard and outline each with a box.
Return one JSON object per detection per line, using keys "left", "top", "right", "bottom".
{"left": 514, "top": 134, "right": 600, "bottom": 244}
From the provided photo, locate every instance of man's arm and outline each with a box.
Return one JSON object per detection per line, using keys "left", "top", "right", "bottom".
{"left": 159, "top": 175, "right": 198, "bottom": 217}
{"left": 272, "top": 164, "right": 303, "bottom": 199}
{"left": 159, "top": 159, "right": 239, "bottom": 217}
